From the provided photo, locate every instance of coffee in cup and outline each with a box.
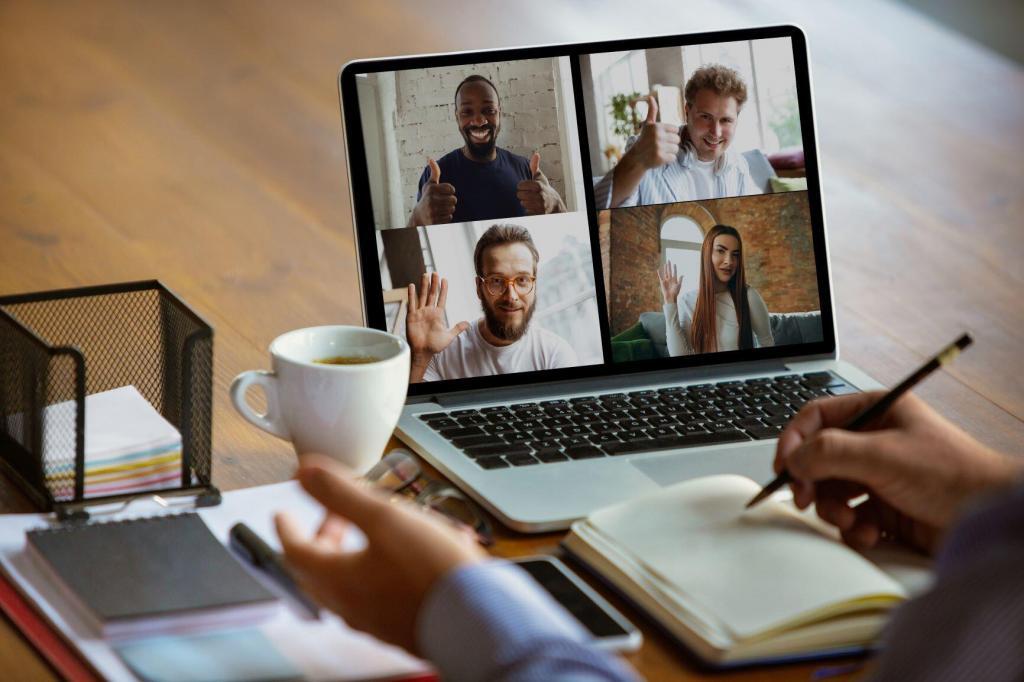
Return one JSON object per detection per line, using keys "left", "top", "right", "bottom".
{"left": 230, "top": 326, "right": 410, "bottom": 474}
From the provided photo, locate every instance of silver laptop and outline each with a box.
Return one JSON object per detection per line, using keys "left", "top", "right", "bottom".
{"left": 337, "top": 25, "right": 882, "bottom": 532}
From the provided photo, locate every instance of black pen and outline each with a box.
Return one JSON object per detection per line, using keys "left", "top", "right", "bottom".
{"left": 229, "top": 522, "right": 320, "bottom": 619}
{"left": 745, "top": 333, "right": 973, "bottom": 509}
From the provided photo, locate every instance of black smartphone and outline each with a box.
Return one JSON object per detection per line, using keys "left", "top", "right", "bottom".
{"left": 514, "top": 556, "right": 641, "bottom": 652}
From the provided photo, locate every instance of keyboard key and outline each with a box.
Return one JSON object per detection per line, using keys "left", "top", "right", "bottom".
{"left": 558, "top": 436, "right": 589, "bottom": 449}
{"left": 565, "top": 444, "right": 605, "bottom": 460}
{"left": 464, "top": 444, "right": 530, "bottom": 458}
{"left": 457, "top": 415, "right": 488, "bottom": 426}
{"left": 763, "top": 414, "right": 791, "bottom": 426}
{"left": 419, "top": 412, "right": 449, "bottom": 422}
{"left": 451, "top": 434, "right": 504, "bottom": 449}
{"left": 589, "top": 432, "right": 621, "bottom": 445}
{"left": 560, "top": 425, "right": 591, "bottom": 437}
{"left": 828, "top": 384, "right": 859, "bottom": 396}
{"left": 540, "top": 399, "right": 569, "bottom": 407}
{"left": 481, "top": 406, "right": 511, "bottom": 414}
{"left": 679, "top": 423, "right": 709, "bottom": 434}
{"left": 746, "top": 425, "right": 782, "bottom": 440}
{"left": 427, "top": 418, "right": 458, "bottom": 430}
{"left": 541, "top": 416, "right": 573, "bottom": 428}
{"left": 572, "top": 413, "right": 604, "bottom": 425}
{"left": 761, "top": 404, "right": 792, "bottom": 417}
{"left": 507, "top": 453, "right": 539, "bottom": 466}
{"left": 484, "top": 423, "right": 515, "bottom": 435}
{"left": 450, "top": 409, "right": 478, "bottom": 417}
{"left": 802, "top": 372, "right": 839, "bottom": 387}
{"left": 439, "top": 426, "right": 485, "bottom": 440}
{"left": 476, "top": 456, "right": 509, "bottom": 470}
{"left": 510, "top": 402, "right": 538, "bottom": 411}
{"left": 502, "top": 433, "right": 533, "bottom": 446}
{"left": 534, "top": 449, "right": 569, "bottom": 463}
{"left": 529, "top": 439, "right": 560, "bottom": 451}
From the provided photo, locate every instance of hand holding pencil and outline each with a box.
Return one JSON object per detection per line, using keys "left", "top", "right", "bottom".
{"left": 751, "top": 335, "right": 1024, "bottom": 555}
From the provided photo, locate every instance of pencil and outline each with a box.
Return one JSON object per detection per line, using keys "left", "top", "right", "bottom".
{"left": 745, "top": 332, "right": 973, "bottom": 509}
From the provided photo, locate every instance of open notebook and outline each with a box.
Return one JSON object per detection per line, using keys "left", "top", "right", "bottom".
{"left": 562, "top": 474, "right": 931, "bottom": 667}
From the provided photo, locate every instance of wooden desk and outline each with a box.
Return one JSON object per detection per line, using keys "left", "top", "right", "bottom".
{"left": 1, "top": 1, "right": 1021, "bottom": 679}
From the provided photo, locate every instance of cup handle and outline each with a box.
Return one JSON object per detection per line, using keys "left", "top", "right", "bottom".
{"left": 230, "top": 370, "right": 290, "bottom": 440}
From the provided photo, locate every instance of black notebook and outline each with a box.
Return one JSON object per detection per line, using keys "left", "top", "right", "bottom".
{"left": 26, "top": 513, "right": 279, "bottom": 639}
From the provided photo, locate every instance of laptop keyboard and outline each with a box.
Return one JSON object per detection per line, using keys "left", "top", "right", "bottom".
{"left": 418, "top": 371, "right": 858, "bottom": 470}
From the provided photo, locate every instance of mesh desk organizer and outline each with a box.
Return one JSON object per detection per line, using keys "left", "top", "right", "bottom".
{"left": 0, "top": 281, "right": 220, "bottom": 519}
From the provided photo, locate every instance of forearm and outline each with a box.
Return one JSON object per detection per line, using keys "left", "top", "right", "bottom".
{"left": 417, "top": 561, "right": 637, "bottom": 682}
{"left": 409, "top": 354, "right": 431, "bottom": 383}
{"left": 610, "top": 155, "right": 646, "bottom": 208}
{"left": 663, "top": 303, "right": 693, "bottom": 356}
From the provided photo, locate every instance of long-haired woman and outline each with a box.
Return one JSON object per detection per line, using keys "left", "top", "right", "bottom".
{"left": 657, "top": 224, "right": 773, "bottom": 356}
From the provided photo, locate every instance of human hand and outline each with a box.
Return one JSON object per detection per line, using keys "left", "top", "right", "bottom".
{"left": 411, "top": 158, "right": 457, "bottom": 225}
{"left": 657, "top": 262, "right": 682, "bottom": 304}
{"left": 275, "top": 454, "right": 486, "bottom": 654}
{"left": 774, "top": 391, "right": 1022, "bottom": 554}
{"left": 517, "top": 152, "right": 565, "bottom": 215}
{"left": 406, "top": 272, "right": 470, "bottom": 381}
{"left": 620, "top": 95, "right": 681, "bottom": 170}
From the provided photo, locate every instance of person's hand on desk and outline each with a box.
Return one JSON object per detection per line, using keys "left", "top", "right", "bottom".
{"left": 774, "top": 391, "right": 1023, "bottom": 554}
{"left": 274, "top": 454, "right": 485, "bottom": 654}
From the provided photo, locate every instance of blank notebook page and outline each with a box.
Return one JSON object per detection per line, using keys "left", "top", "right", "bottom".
{"left": 586, "top": 474, "right": 907, "bottom": 641}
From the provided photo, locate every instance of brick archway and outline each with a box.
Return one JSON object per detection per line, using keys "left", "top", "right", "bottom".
{"left": 659, "top": 202, "right": 717, "bottom": 235}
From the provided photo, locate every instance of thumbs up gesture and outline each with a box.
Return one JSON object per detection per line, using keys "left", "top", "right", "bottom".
{"left": 516, "top": 151, "right": 566, "bottom": 215}
{"left": 622, "top": 95, "right": 681, "bottom": 170}
{"left": 410, "top": 158, "right": 458, "bottom": 226}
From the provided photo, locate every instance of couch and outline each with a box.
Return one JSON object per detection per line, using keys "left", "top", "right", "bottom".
{"left": 611, "top": 310, "right": 822, "bottom": 362}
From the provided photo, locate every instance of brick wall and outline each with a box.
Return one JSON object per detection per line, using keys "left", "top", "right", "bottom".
{"left": 607, "top": 192, "right": 820, "bottom": 335}
{"left": 393, "top": 59, "right": 566, "bottom": 217}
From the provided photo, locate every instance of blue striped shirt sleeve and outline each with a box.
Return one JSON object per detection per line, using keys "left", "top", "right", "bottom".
{"left": 417, "top": 560, "right": 639, "bottom": 682}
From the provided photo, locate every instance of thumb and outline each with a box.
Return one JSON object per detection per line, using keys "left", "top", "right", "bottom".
{"left": 785, "top": 428, "right": 894, "bottom": 489}
{"left": 529, "top": 152, "right": 540, "bottom": 178}
{"left": 427, "top": 158, "right": 440, "bottom": 184}
{"left": 644, "top": 94, "right": 658, "bottom": 125}
{"left": 295, "top": 454, "right": 392, "bottom": 532}
{"left": 452, "top": 321, "right": 471, "bottom": 336}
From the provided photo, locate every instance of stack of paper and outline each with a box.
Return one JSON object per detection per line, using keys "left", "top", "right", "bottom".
{"left": 42, "top": 386, "right": 183, "bottom": 499}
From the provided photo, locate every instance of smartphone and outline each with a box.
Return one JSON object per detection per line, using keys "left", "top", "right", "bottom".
{"left": 513, "top": 556, "right": 642, "bottom": 652}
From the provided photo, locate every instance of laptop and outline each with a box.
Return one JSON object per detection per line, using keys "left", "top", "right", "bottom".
{"left": 337, "top": 25, "right": 883, "bottom": 532}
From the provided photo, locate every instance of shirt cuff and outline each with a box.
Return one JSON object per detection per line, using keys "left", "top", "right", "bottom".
{"left": 417, "top": 560, "right": 636, "bottom": 682}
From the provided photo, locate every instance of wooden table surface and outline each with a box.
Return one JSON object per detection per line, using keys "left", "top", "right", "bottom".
{"left": 1, "top": 0, "right": 1021, "bottom": 679}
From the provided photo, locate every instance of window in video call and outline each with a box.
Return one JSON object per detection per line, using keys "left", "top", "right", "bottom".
{"left": 351, "top": 33, "right": 826, "bottom": 389}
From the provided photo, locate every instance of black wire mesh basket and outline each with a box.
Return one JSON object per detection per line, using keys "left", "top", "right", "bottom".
{"left": 0, "top": 281, "right": 217, "bottom": 516}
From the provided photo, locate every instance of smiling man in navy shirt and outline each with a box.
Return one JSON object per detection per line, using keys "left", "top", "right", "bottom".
{"left": 407, "top": 74, "right": 566, "bottom": 226}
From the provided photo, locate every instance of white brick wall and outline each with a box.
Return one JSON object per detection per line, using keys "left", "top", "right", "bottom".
{"left": 392, "top": 58, "right": 566, "bottom": 219}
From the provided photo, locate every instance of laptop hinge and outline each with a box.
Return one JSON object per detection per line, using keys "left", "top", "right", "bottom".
{"left": 420, "top": 360, "right": 793, "bottom": 408}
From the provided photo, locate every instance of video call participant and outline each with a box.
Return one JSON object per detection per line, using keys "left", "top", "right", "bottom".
{"left": 405, "top": 224, "right": 577, "bottom": 383}
{"left": 594, "top": 64, "right": 761, "bottom": 209}
{"left": 407, "top": 75, "right": 566, "bottom": 227}
{"left": 657, "top": 224, "right": 773, "bottom": 355}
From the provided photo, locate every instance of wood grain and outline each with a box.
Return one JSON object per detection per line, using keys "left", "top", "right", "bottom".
{"left": 0, "top": 1, "right": 1020, "bottom": 680}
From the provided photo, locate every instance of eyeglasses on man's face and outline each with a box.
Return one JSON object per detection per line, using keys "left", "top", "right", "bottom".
{"left": 478, "top": 274, "right": 536, "bottom": 297}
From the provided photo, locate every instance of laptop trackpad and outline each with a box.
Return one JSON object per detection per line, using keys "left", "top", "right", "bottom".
{"left": 630, "top": 442, "right": 776, "bottom": 487}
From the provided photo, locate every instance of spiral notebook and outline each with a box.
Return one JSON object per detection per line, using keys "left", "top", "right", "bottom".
{"left": 25, "top": 513, "right": 279, "bottom": 639}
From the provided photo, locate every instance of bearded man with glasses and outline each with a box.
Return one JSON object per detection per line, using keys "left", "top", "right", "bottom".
{"left": 406, "top": 224, "right": 578, "bottom": 383}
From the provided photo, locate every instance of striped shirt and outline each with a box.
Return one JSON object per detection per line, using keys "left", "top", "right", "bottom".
{"left": 594, "top": 135, "right": 761, "bottom": 209}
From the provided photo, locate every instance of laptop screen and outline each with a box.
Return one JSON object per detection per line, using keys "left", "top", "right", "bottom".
{"left": 340, "top": 26, "right": 834, "bottom": 397}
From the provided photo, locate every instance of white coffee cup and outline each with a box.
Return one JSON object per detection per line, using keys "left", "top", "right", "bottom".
{"left": 230, "top": 326, "right": 410, "bottom": 474}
